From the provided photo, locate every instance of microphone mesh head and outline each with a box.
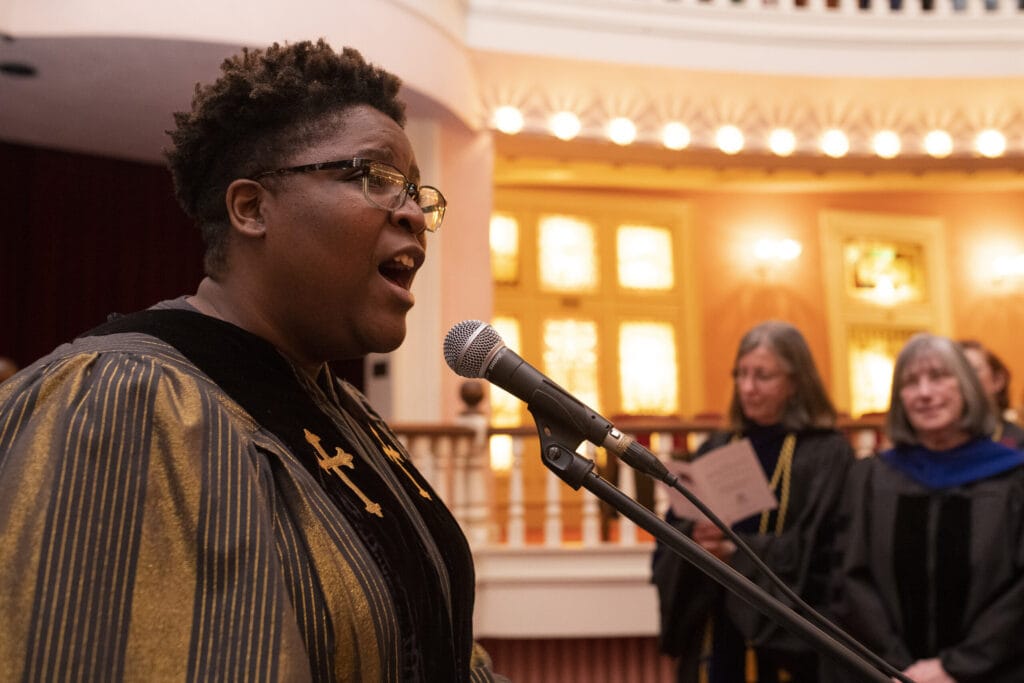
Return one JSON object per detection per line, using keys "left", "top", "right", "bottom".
{"left": 443, "top": 320, "right": 503, "bottom": 378}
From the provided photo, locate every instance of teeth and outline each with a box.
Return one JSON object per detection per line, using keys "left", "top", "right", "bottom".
{"left": 392, "top": 254, "right": 414, "bottom": 269}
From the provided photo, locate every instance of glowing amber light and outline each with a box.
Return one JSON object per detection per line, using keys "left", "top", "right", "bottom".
{"left": 549, "top": 111, "right": 582, "bottom": 141}
{"left": 975, "top": 129, "right": 1006, "bottom": 158}
{"left": 542, "top": 319, "right": 600, "bottom": 411}
{"left": 872, "top": 130, "right": 901, "bottom": 159}
{"left": 538, "top": 215, "right": 598, "bottom": 292}
{"left": 489, "top": 316, "right": 522, "bottom": 428}
{"left": 619, "top": 322, "right": 678, "bottom": 415}
{"left": 847, "top": 327, "right": 914, "bottom": 417}
{"left": 768, "top": 128, "right": 796, "bottom": 157}
{"left": 490, "top": 213, "right": 519, "bottom": 284}
{"left": 754, "top": 238, "right": 802, "bottom": 262}
{"left": 662, "top": 122, "right": 691, "bottom": 150}
{"left": 820, "top": 129, "right": 850, "bottom": 158}
{"left": 493, "top": 106, "right": 524, "bottom": 135}
{"left": 607, "top": 117, "right": 637, "bottom": 146}
{"left": 715, "top": 125, "right": 744, "bottom": 155}
{"left": 617, "top": 225, "right": 674, "bottom": 290}
{"left": 924, "top": 130, "right": 953, "bottom": 158}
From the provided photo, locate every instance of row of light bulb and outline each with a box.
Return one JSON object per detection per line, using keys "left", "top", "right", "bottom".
{"left": 491, "top": 106, "right": 1012, "bottom": 159}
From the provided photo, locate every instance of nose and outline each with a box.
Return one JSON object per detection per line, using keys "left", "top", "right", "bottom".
{"left": 391, "top": 192, "right": 428, "bottom": 237}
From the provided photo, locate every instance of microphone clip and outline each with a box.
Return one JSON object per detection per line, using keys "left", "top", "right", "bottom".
{"left": 530, "top": 402, "right": 596, "bottom": 490}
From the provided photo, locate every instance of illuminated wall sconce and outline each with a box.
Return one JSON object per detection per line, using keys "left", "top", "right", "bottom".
{"left": 992, "top": 252, "right": 1024, "bottom": 289}
{"left": 754, "top": 238, "right": 802, "bottom": 262}
{"left": 753, "top": 237, "right": 802, "bottom": 280}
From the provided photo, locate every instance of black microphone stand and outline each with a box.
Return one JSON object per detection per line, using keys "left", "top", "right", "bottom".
{"left": 532, "top": 409, "right": 891, "bottom": 683}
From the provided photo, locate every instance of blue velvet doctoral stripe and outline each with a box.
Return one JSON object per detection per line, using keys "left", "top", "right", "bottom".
{"left": 881, "top": 438, "right": 1024, "bottom": 489}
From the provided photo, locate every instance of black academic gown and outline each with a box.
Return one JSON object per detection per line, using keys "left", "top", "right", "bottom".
{"left": 652, "top": 424, "right": 854, "bottom": 683}
{"left": 825, "top": 442, "right": 1024, "bottom": 683}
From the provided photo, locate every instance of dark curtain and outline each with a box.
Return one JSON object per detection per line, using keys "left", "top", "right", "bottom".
{"left": 0, "top": 141, "right": 363, "bottom": 388}
{"left": 0, "top": 141, "right": 205, "bottom": 368}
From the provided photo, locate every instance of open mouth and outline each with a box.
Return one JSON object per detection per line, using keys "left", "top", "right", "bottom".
{"left": 379, "top": 253, "right": 416, "bottom": 290}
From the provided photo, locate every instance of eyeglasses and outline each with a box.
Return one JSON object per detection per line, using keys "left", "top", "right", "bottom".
{"left": 732, "top": 368, "right": 786, "bottom": 385}
{"left": 252, "top": 158, "right": 446, "bottom": 232}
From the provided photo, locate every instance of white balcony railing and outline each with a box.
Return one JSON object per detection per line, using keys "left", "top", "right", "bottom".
{"left": 466, "top": 0, "right": 1024, "bottom": 79}
{"left": 392, "top": 400, "right": 885, "bottom": 639}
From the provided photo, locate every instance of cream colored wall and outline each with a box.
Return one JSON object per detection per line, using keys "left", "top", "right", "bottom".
{"left": 437, "top": 125, "right": 496, "bottom": 421}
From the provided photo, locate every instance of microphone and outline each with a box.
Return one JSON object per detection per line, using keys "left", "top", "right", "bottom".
{"left": 443, "top": 320, "right": 668, "bottom": 479}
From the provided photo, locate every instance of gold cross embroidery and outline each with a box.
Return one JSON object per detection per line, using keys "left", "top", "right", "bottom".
{"left": 304, "top": 429, "right": 383, "bottom": 518}
{"left": 370, "top": 425, "right": 431, "bottom": 500}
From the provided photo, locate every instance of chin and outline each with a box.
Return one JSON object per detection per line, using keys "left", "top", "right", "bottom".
{"left": 367, "top": 324, "right": 407, "bottom": 355}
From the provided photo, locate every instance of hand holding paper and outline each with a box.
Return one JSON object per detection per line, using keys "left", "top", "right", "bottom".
{"left": 662, "top": 438, "right": 777, "bottom": 528}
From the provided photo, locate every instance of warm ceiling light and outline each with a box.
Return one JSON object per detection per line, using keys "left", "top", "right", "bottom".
{"left": 715, "top": 125, "right": 744, "bottom": 155}
{"left": 820, "top": 129, "right": 850, "bottom": 158}
{"left": 607, "top": 117, "right": 637, "bottom": 146}
{"left": 975, "top": 129, "right": 1006, "bottom": 158}
{"left": 768, "top": 128, "right": 796, "bottom": 156}
{"left": 872, "top": 130, "right": 901, "bottom": 159}
{"left": 661, "top": 122, "right": 691, "bottom": 150}
{"left": 492, "top": 106, "right": 524, "bottom": 135}
{"left": 924, "top": 130, "right": 953, "bottom": 158}
{"left": 549, "top": 111, "right": 582, "bottom": 141}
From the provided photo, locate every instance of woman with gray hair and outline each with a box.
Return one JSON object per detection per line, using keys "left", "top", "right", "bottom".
{"left": 826, "top": 333, "right": 1024, "bottom": 682}
{"left": 653, "top": 320, "right": 854, "bottom": 683}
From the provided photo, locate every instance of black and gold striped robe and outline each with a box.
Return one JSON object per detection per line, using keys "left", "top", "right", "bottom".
{"left": 0, "top": 312, "right": 496, "bottom": 682}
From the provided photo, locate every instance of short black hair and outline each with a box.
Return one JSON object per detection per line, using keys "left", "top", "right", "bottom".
{"left": 165, "top": 39, "right": 406, "bottom": 275}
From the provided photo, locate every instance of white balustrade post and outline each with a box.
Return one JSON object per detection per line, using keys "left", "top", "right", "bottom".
{"left": 452, "top": 379, "right": 492, "bottom": 547}
{"left": 454, "top": 420, "right": 492, "bottom": 548}
{"left": 852, "top": 427, "right": 878, "bottom": 459}
{"left": 507, "top": 435, "right": 526, "bottom": 547}
{"left": 544, "top": 467, "right": 564, "bottom": 547}
{"left": 651, "top": 432, "right": 673, "bottom": 519}
{"left": 617, "top": 458, "right": 638, "bottom": 546}
{"left": 405, "top": 435, "right": 437, "bottom": 491}
{"left": 451, "top": 435, "right": 470, "bottom": 529}
{"left": 433, "top": 436, "right": 452, "bottom": 503}
{"left": 580, "top": 443, "right": 602, "bottom": 547}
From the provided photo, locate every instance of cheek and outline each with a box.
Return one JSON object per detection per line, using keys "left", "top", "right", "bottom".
{"left": 951, "top": 389, "right": 966, "bottom": 412}
{"left": 899, "top": 387, "right": 915, "bottom": 407}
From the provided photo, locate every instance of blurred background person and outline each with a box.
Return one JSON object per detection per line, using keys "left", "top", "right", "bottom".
{"left": 653, "top": 320, "right": 854, "bottom": 683}
{"left": 827, "top": 333, "right": 1024, "bottom": 683}
{"left": 0, "top": 357, "right": 17, "bottom": 384}
{"left": 958, "top": 338, "right": 1024, "bottom": 448}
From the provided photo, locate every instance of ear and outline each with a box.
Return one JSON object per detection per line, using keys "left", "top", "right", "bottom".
{"left": 993, "top": 369, "right": 1008, "bottom": 394}
{"left": 225, "top": 178, "right": 267, "bottom": 237}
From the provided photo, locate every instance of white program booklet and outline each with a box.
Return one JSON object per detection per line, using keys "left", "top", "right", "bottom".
{"left": 661, "top": 438, "right": 777, "bottom": 527}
